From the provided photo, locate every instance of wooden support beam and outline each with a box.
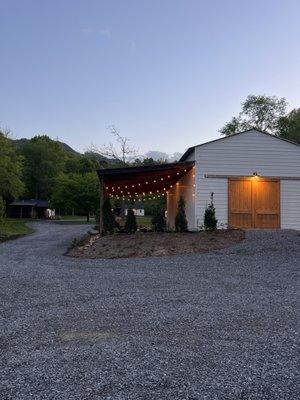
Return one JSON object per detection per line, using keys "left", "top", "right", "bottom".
{"left": 204, "top": 174, "right": 300, "bottom": 180}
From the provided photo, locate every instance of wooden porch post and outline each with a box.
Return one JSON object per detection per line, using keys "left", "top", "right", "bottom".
{"left": 99, "top": 176, "right": 104, "bottom": 236}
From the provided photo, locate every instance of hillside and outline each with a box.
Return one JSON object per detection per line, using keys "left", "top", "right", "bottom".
{"left": 12, "top": 138, "right": 114, "bottom": 164}
{"left": 13, "top": 138, "right": 80, "bottom": 155}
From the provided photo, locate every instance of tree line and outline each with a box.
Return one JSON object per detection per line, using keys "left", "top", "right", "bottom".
{"left": 0, "top": 130, "right": 157, "bottom": 221}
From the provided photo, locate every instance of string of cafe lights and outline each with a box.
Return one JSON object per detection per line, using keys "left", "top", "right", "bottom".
{"left": 105, "top": 166, "right": 195, "bottom": 202}
{"left": 109, "top": 188, "right": 170, "bottom": 202}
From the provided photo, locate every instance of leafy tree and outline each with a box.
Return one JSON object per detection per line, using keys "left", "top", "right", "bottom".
{"left": 277, "top": 108, "right": 300, "bottom": 144}
{"left": 204, "top": 192, "right": 218, "bottom": 230}
{"left": 21, "top": 135, "right": 66, "bottom": 199}
{"left": 142, "top": 157, "right": 156, "bottom": 165}
{"left": 151, "top": 208, "right": 166, "bottom": 232}
{"left": 144, "top": 196, "right": 166, "bottom": 216}
{"left": 175, "top": 196, "right": 188, "bottom": 232}
{"left": 51, "top": 172, "right": 100, "bottom": 221}
{"left": 102, "top": 197, "right": 115, "bottom": 235}
{"left": 51, "top": 173, "right": 77, "bottom": 213}
{"left": 64, "top": 154, "right": 99, "bottom": 174}
{"left": 0, "top": 131, "right": 24, "bottom": 199}
{"left": 220, "top": 95, "right": 287, "bottom": 135}
{"left": 124, "top": 208, "right": 137, "bottom": 233}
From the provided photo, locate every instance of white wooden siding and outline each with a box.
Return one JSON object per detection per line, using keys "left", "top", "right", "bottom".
{"left": 281, "top": 181, "right": 300, "bottom": 229}
{"left": 192, "top": 130, "right": 300, "bottom": 229}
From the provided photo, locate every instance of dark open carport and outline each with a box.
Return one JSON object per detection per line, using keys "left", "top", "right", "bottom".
{"left": 96, "top": 161, "right": 194, "bottom": 234}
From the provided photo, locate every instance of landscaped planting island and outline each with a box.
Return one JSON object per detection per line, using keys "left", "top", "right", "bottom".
{"left": 67, "top": 229, "right": 244, "bottom": 259}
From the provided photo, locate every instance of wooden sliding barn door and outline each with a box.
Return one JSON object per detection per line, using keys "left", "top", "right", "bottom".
{"left": 228, "top": 178, "right": 280, "bottom": 229}
{"left": 253, "top": 180, "right": 280, "bottom": 229}
{"left": 228, "top": 179, "right": 253, "bottom": 228}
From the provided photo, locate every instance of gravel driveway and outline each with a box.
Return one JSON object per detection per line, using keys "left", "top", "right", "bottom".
{"left": 0, "top": 222, "right": 299, "bottom": 400}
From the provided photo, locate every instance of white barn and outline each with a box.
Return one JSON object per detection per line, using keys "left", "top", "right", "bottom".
{"left": 167, "top": 129, "right": 300, "bottom": 230}
{"left": 98, "top": 129, "right": 300, "bottom": 233}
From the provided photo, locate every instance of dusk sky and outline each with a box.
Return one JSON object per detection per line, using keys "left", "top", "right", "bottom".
{"left": 1, "top": 0, "right": 299, "bottom": 156}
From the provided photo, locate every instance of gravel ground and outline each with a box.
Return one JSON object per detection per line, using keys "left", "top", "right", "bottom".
{"left": 0, "top": 222, "right": 299, "bottom": 400}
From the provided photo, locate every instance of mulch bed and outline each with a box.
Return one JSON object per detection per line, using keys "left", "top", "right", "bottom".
{"left": 67, "top": 229, "right": 245, "bottom": 259}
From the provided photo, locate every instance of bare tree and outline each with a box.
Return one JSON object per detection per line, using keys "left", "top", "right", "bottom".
{"left": 90, "top": 125, "right": 138, "bottom": 165}
{"left": 0, "top": 125, "right": 11, "bottom": 138}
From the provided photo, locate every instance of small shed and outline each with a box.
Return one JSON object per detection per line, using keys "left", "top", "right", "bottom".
{"left": 9, "top": 199, "right": 50, "bottom": 219}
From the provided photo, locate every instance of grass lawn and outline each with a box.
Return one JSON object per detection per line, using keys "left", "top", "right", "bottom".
{"left": 55, "top": 215, "right": 152, "bottom": 227}
{"left": 0, "top": 219, "right": 35, "bottom": 241}
{"left": 55, "top": 215, "right": 96, "bottom": 225}
{"left": 136, "top": 215, "right": 152, "bottom": 228}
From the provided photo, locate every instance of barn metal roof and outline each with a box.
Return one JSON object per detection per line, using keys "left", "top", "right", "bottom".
{"left": 10, "top": 199, "right": 49, "bottom": 208}
{"left": 180, "top": 128, "right": 300, "bottom": 162}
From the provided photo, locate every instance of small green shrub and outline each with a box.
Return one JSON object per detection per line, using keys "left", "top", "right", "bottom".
{"left": 0, "top": 196, "right": 5, "bottom": 223}
{"left": 94, "top": 208, "right": 99, "bottom": 231}
{"left": 125, "top": 208, "right": 137, "bottom": 233}
{"left": 175, "top": 196, "right": 188, "bottom": 232}
{"left": 151, "top": 209, "right": 166, "bottom": 232}
{"left": 103, "top": 198, "right": 115, "bottom": 235}
{"left": 70, "top": 236, "right": 85, "bottom": 249}
{"left": 204, "top": 192, "right": 218, "bottom": 230}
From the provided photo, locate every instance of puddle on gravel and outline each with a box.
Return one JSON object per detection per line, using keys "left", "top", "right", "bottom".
{"left": 58, "top": 330, "right": 112, "bottom": 342}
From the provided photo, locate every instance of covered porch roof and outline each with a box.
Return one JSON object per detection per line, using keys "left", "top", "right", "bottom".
{"left": 97, "top": 161, "right": 194, "bottom": 200}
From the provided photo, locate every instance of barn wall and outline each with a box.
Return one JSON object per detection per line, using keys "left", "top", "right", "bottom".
{"left": 281, "top": 180, "right": 300, "bottom": 229}
{"left": 167, "top": 168, "right": 195, "bottom": 230}
{"left": 193, "top": 130, "right": 300, "bottom": 229}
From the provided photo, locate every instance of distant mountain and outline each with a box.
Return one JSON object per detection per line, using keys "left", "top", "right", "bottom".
{"left": 13, "top": 138, "right": 80, "bottom": 155}
{"left": 12, "top": 137, "right": 116, "bottom": 165}
{"left": 11, "top": 138, "right": 182, "bottom": 165}
{"left": 144, "top": 151, "right": 183, "bottom": 162}
{"left": 83, "top": 151, "right": 117, "bottom": 165}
